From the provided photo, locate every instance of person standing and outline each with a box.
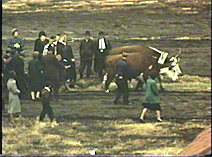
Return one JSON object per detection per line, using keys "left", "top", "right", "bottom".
{"left": 34, "top": 31, "right": 49, "bottom": 57}
{"left": 79, "top": 31, "right": 94, "bottom": 79}
{"left": 7, "top": 71, "right": 21, "bottom": 118}
{"left": 43, "top": 36, "right": 57, "bottom": 56}
{"left": 113, "top": 53, "right": 130, "bottom": 105}
{"left": 28, "top": 51, "right": 44, "bottom": 100}
{"left": 7, "top": 29, "right": 24, "bottom": 54}
{"left": 94, "top": 31, "right": 112, "bottom": 80}
{"left": 39, "top": 85, "right": 54, "bottom": 122}
{"left": 139, "top": 70, "right": 163, "bottom": 123}
{"left": 6, "top": 50, "right": 26, "bottom": 99}
{"left": 58, "top": 35, "right": 76, "bottom": 87}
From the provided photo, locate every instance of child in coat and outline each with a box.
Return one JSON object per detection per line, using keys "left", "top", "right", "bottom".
{"left": 139, "top": 70, "right": 163, "bottom": 123}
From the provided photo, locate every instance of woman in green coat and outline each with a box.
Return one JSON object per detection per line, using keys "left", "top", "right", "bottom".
{"left": 139, "top": 70, "right": 163, "bottom": 123}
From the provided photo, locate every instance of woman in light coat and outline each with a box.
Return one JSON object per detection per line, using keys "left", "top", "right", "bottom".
{"left": 7, "top": 71, "right": 21, "bottom": 117}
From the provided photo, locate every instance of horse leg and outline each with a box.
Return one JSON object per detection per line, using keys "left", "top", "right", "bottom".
{"left": 104, "top": 73, "right": 114, "bottom": 93}
{"left": 158, "top": 75, "right": 165, "bottom": 91}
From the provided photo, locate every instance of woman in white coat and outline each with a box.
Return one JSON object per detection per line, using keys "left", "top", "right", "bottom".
{"left": 7, "top": 71, "right": 21, "bottom": 117}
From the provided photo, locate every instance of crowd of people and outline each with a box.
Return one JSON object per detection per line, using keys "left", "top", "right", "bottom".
{"left": 2, "top": 28, "right": 162, "bottom": 123}
{"left": 2, "top": 29, "right": 112, "bottom": 120}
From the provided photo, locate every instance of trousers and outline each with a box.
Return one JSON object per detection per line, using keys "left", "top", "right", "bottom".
{"left": 39, "top": 99, "right": 54, "bottom": 122}
{"left": 114, "top": 76, "right": 129, "bottom": 105}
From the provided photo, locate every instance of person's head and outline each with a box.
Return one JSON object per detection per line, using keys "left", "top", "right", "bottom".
{"left": 84, "top": 31, "right": 91, "bottom": 39}
{"left": 56, "top": 34, "right": 61, "bottom": 41}
{"left": 98, "top": 31, "right": 104, "bottom": 38}
{"left": 148, "top": 70, "right": 158, "bottom": 80}
{"left": 38, "top": 31, "right": 47, "bottom": 41}
{"left": 60, "top": 35, "right": 67, "bottom": 42}
{"left": 12, "top": 29, "right": 19, "bottom": 37}
{"left": 32, "top": 51, "right": 39, "bottom": 58}
{"left": 122, "top": 52, "right": 128, "bottom": 60}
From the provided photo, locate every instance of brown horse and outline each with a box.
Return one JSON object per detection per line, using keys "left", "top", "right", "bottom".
{"left": 103, "top": 45, "right": 182, "bottom": 92}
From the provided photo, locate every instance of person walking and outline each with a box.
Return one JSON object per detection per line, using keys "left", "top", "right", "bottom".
{"left": 139, "top": 70, "right": 163, "bottom": 123}
{"left": 113, "top": 53, "right": 131, "bottom": 105}
{"left": 7, "top": 29, "right": 24, "bottom": 54}
{"left": 39, "top": 85, "right": 54, "bottom": 122}
{"left": 79, "top": 31, "right": 94, "bottom": 79}
{"left": 94, "top": 31, "right": 112, "bottom": 80}
{"left": 28, "top": 51, "right": 44, "bottom": 100}
{"left": 7, "top": 71, "right": 21, "bottom": 118}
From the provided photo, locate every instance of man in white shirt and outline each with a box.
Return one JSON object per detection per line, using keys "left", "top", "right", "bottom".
{"left": 94, "top": 31, "right": 112, "bottom": 80}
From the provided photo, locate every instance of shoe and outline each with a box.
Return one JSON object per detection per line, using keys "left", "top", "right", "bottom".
{"left": 157, "top": 119, "right": 163, "bottom": 122}
{"left": 139, "top": 119, "right": 145, "bottom": 123}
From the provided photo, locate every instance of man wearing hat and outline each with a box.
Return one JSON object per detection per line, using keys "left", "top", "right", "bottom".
{"left": 34, "top": 31, "right": 49, "bottom": 57}
{"left": 79, "top": 31, "right": 95, "bottom": 79}
{"left": 113, "top": 52, "right": 131, "bottom": 105}
{"left": 94, "top": 31, "right": 112, "bottom": 79}
{"left": 8, "top": 29, "right": 24, "bottom": 54}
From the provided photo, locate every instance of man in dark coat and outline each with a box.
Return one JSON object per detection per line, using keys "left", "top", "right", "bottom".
{"left": 28, "top": 51, "right": 44, "bottom": 100}
{"left": 34, "top": 31, "right": 49, "bottom": 57}
{"left": 113, "top": 53, "right": 131, "bottom": 105}
{"left": 6, "top": 50, "right": 27, "bottom": 99}
{"left": 79, "top": 31, "right": 94, "bottom": 79}
{"left": 94, "top": 31, "right": 112, "bottom": 80}
{"left": 57, "top": 35, "right": 76, "bottom": 87}
{"left": 8, "top": 29, "right": 24, "bottom": 54}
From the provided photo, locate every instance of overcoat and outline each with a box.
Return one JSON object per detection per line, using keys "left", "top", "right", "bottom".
{"left": 143, "top": 78, "right": 160, "bottom": 104}
{"left": 79, "top": 39, "right": 94, "bottom": 59}
{"left": 7, "top": 78, "right": 21, "bottom": 114}
{"left": 28, "top": 58, "right": 44, "bottom": 91}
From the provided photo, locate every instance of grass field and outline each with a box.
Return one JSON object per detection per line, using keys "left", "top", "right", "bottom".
{"left": 2, "top": 0, "right": 211, "bottom": 155}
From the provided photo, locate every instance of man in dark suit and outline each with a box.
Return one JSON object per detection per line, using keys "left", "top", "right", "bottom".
{"left": 94, "top": 31, "right": 112, "bottom": 80}
{"left": 79, "top": 31, "right": 94, "bottom": 79}
{"left": 113, "top": 53, "right": 131, "bottom": 105}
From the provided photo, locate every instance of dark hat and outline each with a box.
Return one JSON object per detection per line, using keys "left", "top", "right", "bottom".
{"left": 99, "top": 31, "right": 104, "bottom": 36}
{"left": 12, "top": 29, "right": 18, "bottom": 35}
{"left": 85, "top": 31, "right": 91, "bottom": 36}
{"left": 122, "top": 52, "right": 128, "bottom": 59}
{"left": 38, "top": 31, "right": 46, "bottom": 37}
